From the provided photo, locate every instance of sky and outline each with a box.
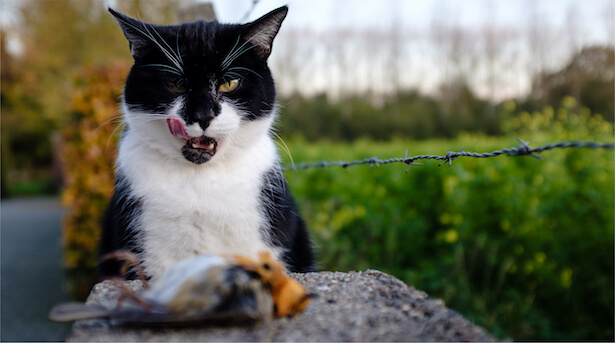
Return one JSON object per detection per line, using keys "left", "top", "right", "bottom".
{"left": 206, "top": 0, "right": 613, "bottom": 99}
{"left": 1, "top": 0, "right": 613, "bottom": 100}
{"left": 210, "top": 0, "right": 612, "bottom": 42}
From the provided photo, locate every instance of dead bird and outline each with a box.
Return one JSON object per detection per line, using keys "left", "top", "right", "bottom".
{"left": 49, "top": 251, "right": 311, "bottom": 325}
{"left": 231, "top": 251, "right": 313, "bottom": 317}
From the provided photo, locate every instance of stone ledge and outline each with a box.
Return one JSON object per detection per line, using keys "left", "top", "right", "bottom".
{"left": 68, "top": 270, "right": 496, "bottom": 342}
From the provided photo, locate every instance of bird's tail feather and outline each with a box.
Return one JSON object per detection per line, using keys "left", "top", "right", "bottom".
{"left": 49, "top": 302, "right": 110, "bottom": 322}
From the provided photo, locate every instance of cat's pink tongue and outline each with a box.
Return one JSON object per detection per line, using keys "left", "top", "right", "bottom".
{"left": 167, "top": 117, "right": 190, "bottom": 140}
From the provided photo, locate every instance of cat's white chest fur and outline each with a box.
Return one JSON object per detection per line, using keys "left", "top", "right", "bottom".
{"left": 117, "top": 105, "right": 281, "bottom": 279}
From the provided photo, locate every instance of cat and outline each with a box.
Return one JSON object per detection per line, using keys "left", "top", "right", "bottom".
{"left": 99, "top": 6, "right": 314, "bottom": 280}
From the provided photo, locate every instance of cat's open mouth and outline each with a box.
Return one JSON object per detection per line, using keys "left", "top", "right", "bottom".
{"left": 186, "top": 136, "right": 217, "bottom": 152}
{"left": 182, "top": 136, "right": 217, "bottom": 164}
{"left": 167, "top": 117, "right": 217, "bottom": 164}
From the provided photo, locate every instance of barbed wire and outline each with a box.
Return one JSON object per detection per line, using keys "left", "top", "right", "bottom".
{"left": 283, "top": 139, "right": 615, "bottom": 172}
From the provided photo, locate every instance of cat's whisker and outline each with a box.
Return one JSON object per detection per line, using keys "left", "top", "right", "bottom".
{"left": 96, "top": 115, "right": 124, "bottom": 131}
{"left": 127, "top": 117, "right": 164, "bottom": 124}
{"left": 221, "top": 40, "right": 256, "bottom": 71}
{"left": 114, "top": 16, "right": 183, "bottom": 72}
{"left": 141, "top": 23, "right": 184, "bottom": 72}
{"left": 126, "top": 110, "right": 168, "bottom": 118}
{"left": 221, "top": 72, "right": 244, "bottom": 83}
{"left": 175, "top": 31, "right": 183, "bottom": 67}
{"left": 262, "top": 100, "right": 279, "bottom": 114}
{"left": 139, "top": 64, "right": 183, "bottom": 76}
{"left": 220, "top": 36, "right": 242, "bottom": 70}
{"left": 126, "top": 115, "right": 167, "bottom": 125}
{"left": 123, "top": 111, "right": 169, "bottom": 127}
{"left": 221, "top": 38, "right": 252, "bottom": 69}
{"left": 223, "top": 23, "right": 280, "bottom": 70}
{"left": 119, "top": 13, "right": 183, "bottom": 73}
{"left": 222, "top": 23, "right": 280, "bottom": 71}
{"left": 272, "top": 132, "right": 295, "bottom": 172}
{"left": 105, "top": 121, "right": 126, "bottom": 154}
{"left": 147, "top": 23, "right": 184, "bottom": 70}
{"left": 225, "top": 67, "right": 263, "bottom": 79}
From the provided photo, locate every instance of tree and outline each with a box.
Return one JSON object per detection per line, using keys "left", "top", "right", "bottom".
{"left": 1, "top": 0, "right": 192, "bottom": 195}
{"left": 531, "top": 46, "right": 614, "bottom": 119}
{"left": 525, "top": 0, "right": 554, "bottom": 106}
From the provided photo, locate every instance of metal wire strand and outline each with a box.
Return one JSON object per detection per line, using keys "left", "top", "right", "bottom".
{"left": 284, "top": 139, "right": 615, "bottom": 171}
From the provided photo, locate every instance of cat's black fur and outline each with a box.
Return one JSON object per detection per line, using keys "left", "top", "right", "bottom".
{"left": 99, "top": 6, "right": 314, "bottom": 279}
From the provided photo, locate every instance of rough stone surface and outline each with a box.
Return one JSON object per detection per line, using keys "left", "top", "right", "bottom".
{"left": 68, "top": 270, "right": 496, "bottom": 342}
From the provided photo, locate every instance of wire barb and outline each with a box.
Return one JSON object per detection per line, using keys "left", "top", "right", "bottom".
{"left": 510, "top": 138, "right": 544, "bottom": 159}
{"left": 438, "top": 148, "right": 464, "bottom": 167}
{"left": 403, "top": 149, "right": 423, "bottom": 172}
{"left": 284, "top": 140, "right": 615, "bottom": 171}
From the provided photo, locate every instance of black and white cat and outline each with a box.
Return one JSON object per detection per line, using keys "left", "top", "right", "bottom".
{"left": 99, "top": 6, "right": 314, "bottom": 280}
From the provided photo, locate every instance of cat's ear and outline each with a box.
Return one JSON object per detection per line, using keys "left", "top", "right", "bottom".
{"left": 242, "top": 6, "right": 288, "bottom": 59}
{"left": 108, "top": 8, "right": 151, "bottom": 58}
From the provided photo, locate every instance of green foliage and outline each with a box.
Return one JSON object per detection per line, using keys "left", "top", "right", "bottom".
{"left": 277, "top": 89, "right": 496, "bottom": 142}
{"left": 282, "top": 104, "right": 614, "bottom": 340}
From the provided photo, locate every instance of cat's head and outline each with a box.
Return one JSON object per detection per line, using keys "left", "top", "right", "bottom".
{"left": 109, "top": 6, "right": 288, "bottom": 165}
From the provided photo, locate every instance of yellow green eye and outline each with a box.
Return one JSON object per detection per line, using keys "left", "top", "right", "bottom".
{"left": 219, "top": 79, "right": 240, "bottom": 93}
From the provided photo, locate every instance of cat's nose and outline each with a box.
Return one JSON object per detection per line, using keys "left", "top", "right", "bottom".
{"left": 187, "top": 92, "right": 221, "bottom": 130}
{"left": 192, "top": 102, "right": 220, "bottom": 130}
{"left": 194, "top": 109, "right": 216, "bottom": 130}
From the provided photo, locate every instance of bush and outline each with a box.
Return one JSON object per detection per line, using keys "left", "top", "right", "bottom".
{"left": 61, "top": 61, "right": 129, "bottom": 299}
{"left": 282, "top": 103, "right": 614, "bottom": 340}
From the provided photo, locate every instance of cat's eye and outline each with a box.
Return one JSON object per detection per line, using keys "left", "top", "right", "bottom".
{"left": 219, "top": 79, "right": 240, "bottom": 93}
{"left": 168, "top": 81, "right": 186, "bottom": 93}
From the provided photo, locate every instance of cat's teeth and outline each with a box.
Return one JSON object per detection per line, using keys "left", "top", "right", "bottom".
{"left": 192, "top": 142, "right": 199, "bottom": 149}
{"left": 206, "top": 143, "right": 215, "bottom": 150}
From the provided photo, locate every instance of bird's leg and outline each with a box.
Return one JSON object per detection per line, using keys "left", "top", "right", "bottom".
{"left": 100, "top": 250, "right": 149, "bottom": 288}
{"left": 107, "top": 277, "right": 152, "bottom": 312}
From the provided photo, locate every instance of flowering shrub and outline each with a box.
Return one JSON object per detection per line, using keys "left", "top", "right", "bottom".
{"left": 61, "top": 61, "right": 129, "bottom": 299}
{"left": 284, "top": 102, "right": 613, "bottom": 340}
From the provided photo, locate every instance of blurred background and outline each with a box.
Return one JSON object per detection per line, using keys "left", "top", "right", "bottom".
{"left": 1, "top": 0, "right": 613, "bottom": 341}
